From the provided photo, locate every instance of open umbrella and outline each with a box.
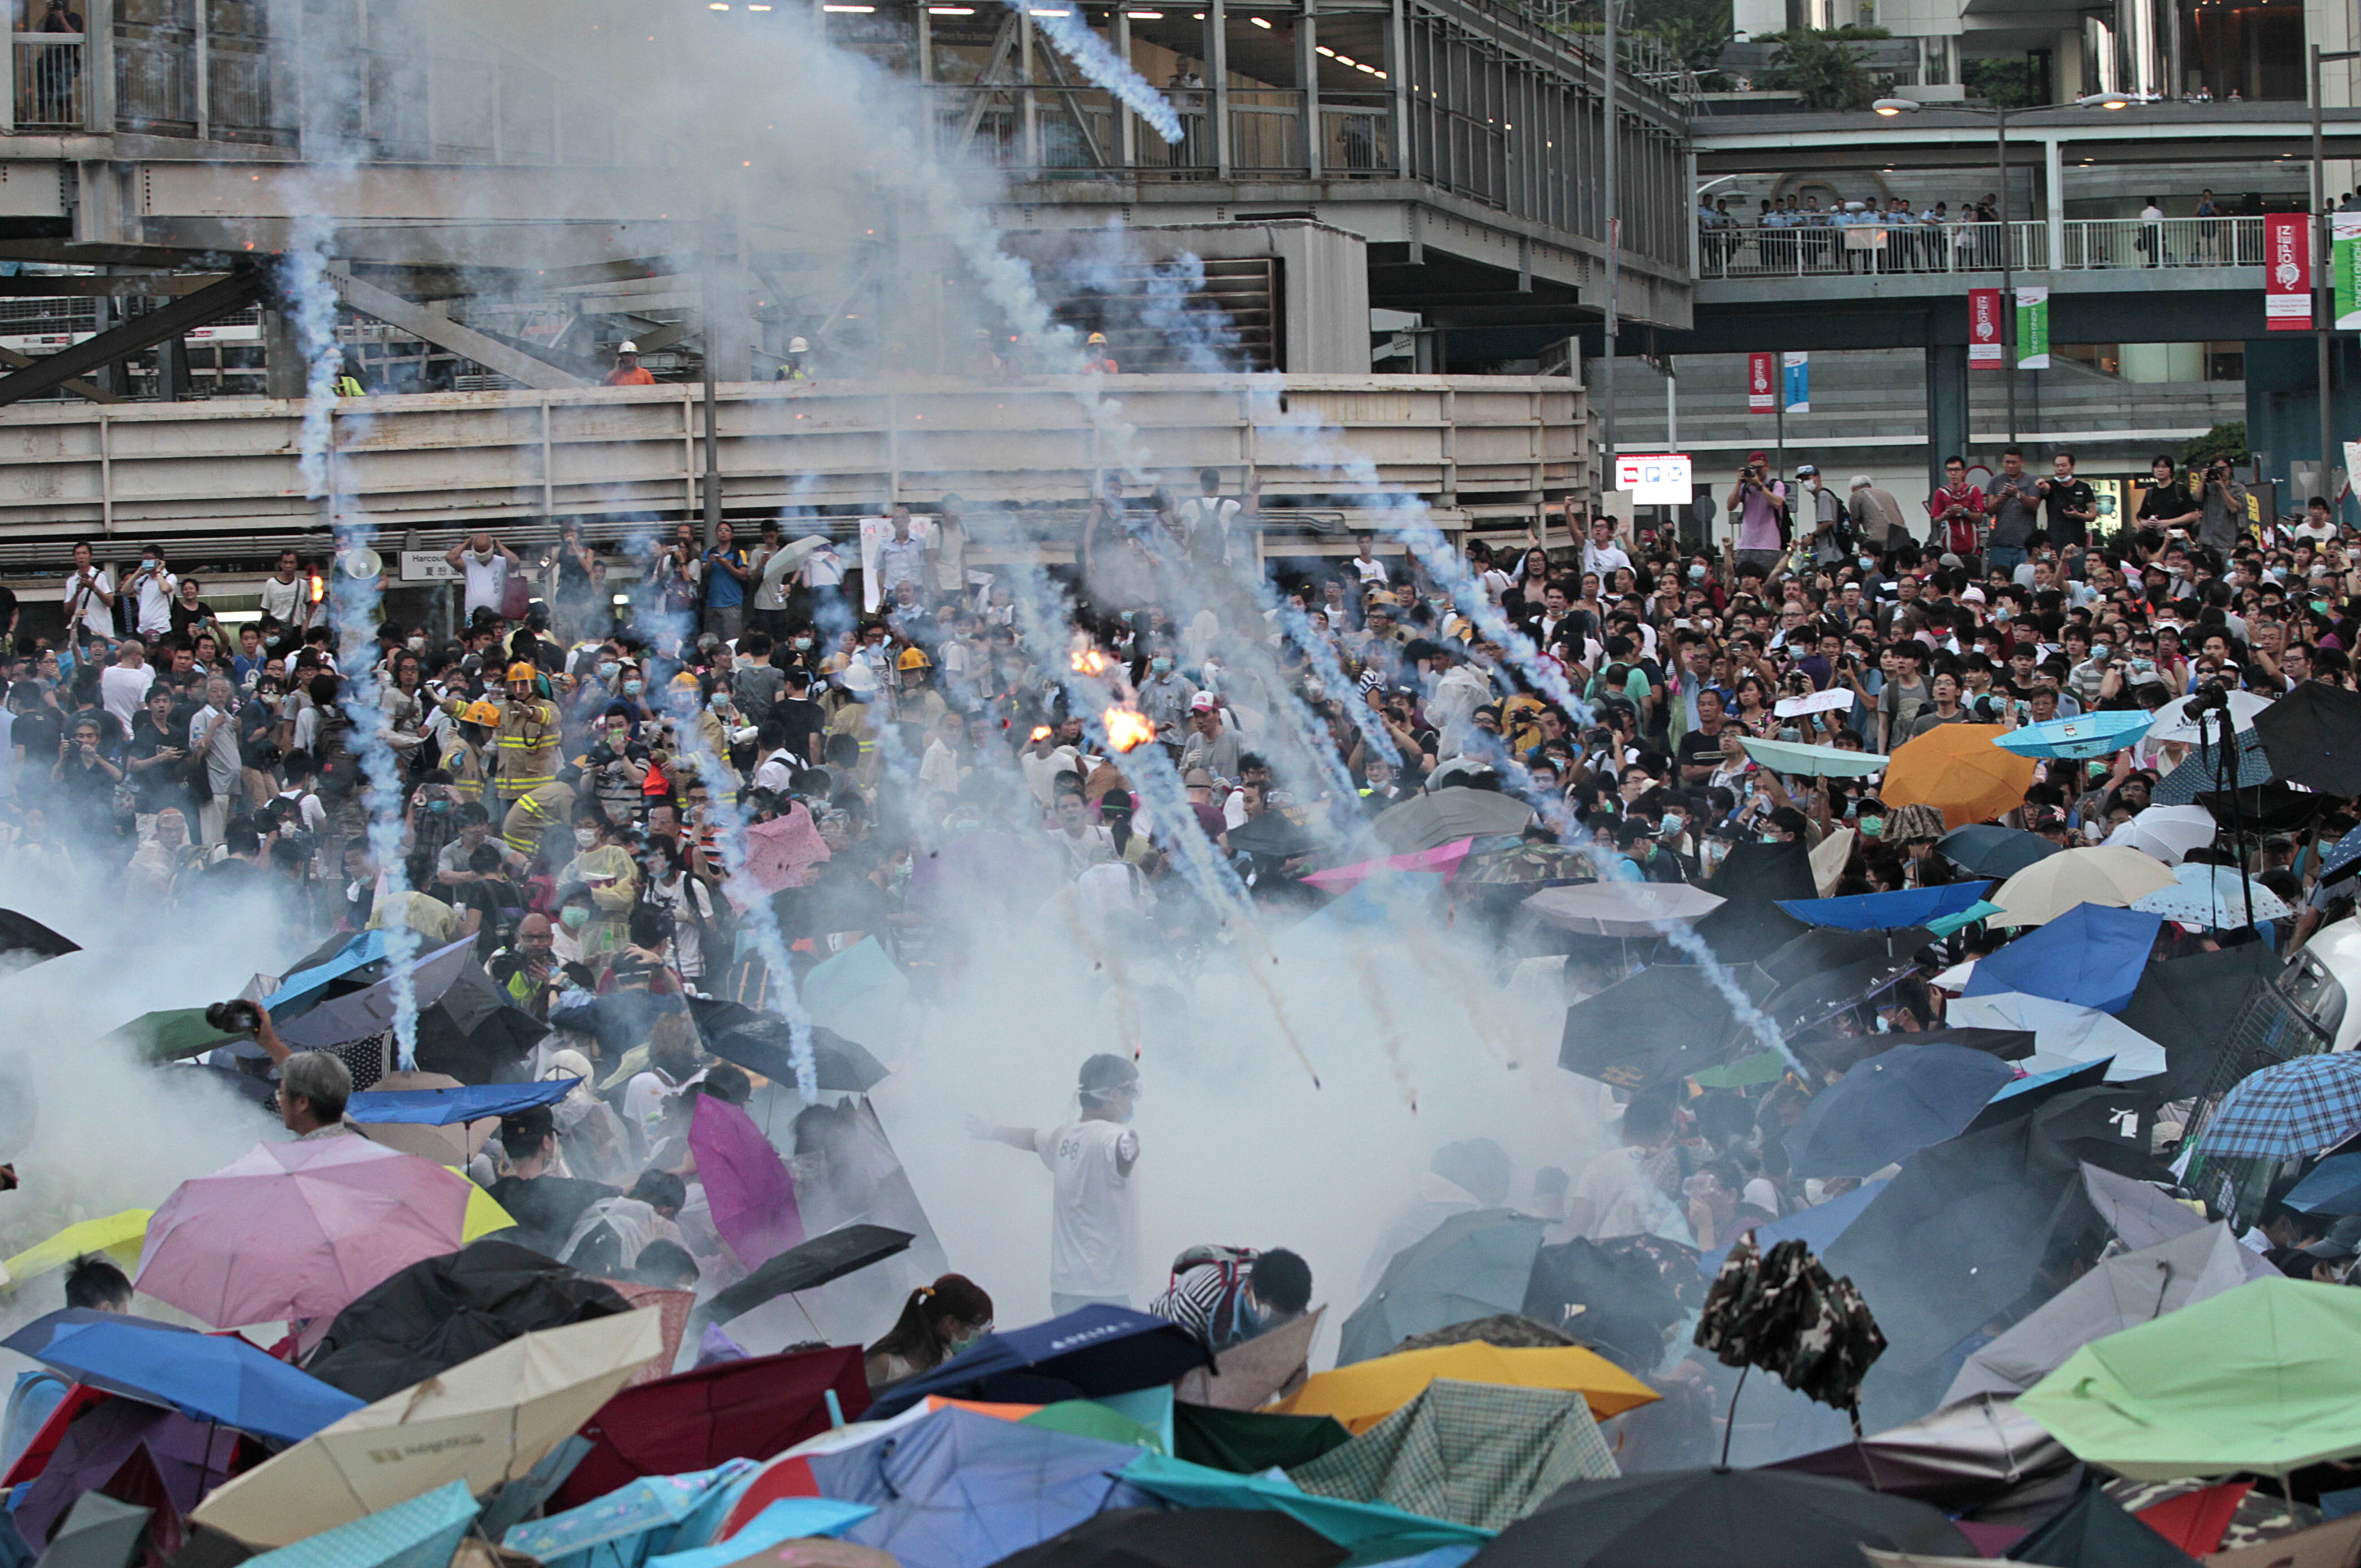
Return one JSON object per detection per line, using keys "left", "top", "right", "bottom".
{"left": 757, "top": 535, "right": 835, "bottom": 594}
{"left": 1776, "top": 883, "right": 1993, "bottom": 931}
{"left": 1277, "top": 1341, "right": 1656, "bottom": 1434}
{"left": 1780, "top": 1045, "right": 2017, "bottom": 1179}
{"left": 1173, "top": 1308, "right": 1323, "bottom": 1412}
{"left": 2019, "top": 1278, "right": 2361, "bottom": 1478}
{"left": 1883, "top": 725, "right": 2036, "bottom": 830}
{"left": 1373, "top": 789, "right": 1537, "bottom": 854}
{"left": 687, "top": 1093, "right": 802, "bottom": 1269}
{"left": 2131, "top": 863, "right": 2294, "bottom": 928}
{"left": 190, "top": 1307, "right": 666, "bottom": 1548}
{"left": 2287, "top": 1152, "right": 2361, "bottom": 1214}
{"left": 1945, "top": 990, "right": 2166, "bottom": 1080}
{"left": 991, "top": 1508, "right": 1347, "bottom": 1568}
{"left": 664, "top": 999, "right": 887, "bottom": 1093}
{"left": 2150, "top": 689, "right": 2274, "bottom": 745}
{"left": 1938, "top": 825, "right": 2061, "bottom": 880}
{"left": 1339, "top": 1210, "right": 1548, "bottom": 1366}
{"left": 2, "top": 1211, "right": 150, "bottom": 1284}
{"left": 1288, "top": 1378, "right": 1618, "bottom": 1532}
{"left": 1453, "top": 840, "right": 1589, "bottom": 887}
{"left": 700, "top": 1224, "right": 915, "bottom": 1326}
{"left": 98, "top": 1009, "right": 242, "bottom": 1065}
{"left": 1523, "top": 883, "right": 1722, "bottom": 935}
{"left": 32, "top": 1492, "right": 151, "bottom": 1568}
{"left": 1963, "top": 904, "right": 2163, "bottom": 1013}
{"left": 1466, "top": 1467, "right": 1975, "bottom": 1568}
{"left": 2153, "top": 728, "right": 2276, "bottom": 807}
{"left": 1304, "top": 838, "right": 1477, "bottom": 893}
{"left": 1559, "top": 965, "right": 1772, "bottom": 1088}
{"left": 344, "top": 1078, "right": 580, "bottom": 1127}
{"left": 231, "top": 1481, "right": 483, "bottom": 1568}
{"left": 1121, "top": 1450, "right": 1491, "bottom": 1563}
{"left": 2195, "top": 1053, "right": 2361, "bottom": 1162}
{"left": 2005, "top": 1488, "right": 2207, "bottom": 1568}
{"left": 271, "top": 937, "right": 479, "bottom": 1051}
{"left": 1994, "top": 711, "right": 2156, "bottom": 761}
{"left": 2255, "top": 680, "right": 2361, "bottom": 796}
{"left": 2107, "top": 806, "right": 2221, "bottom": 867}
{"left": 1991, "top": 847, "right": 2178, "bottom": 926}
{"left": 1694, "top": 1234, "right": 1886, "bottom": 1412}
{"left": 502, "top": 1458, "right": 760, "bottom": 1568}
{"left": 744, "top": 806, "right": 833, "bottom": 894}
{"left": 1763, "top": 957, "right": 1920, "bottom": 1039}
{"left": 2, "top": 1310, "right": 364, "bottom": 1444}
{"left": 0, "top": 908, "right": 78, "bottom": 969}
{"left": 1224, "top": 812, "right": 1315, "bottom": 861}
{"left": 1698, "top": 1179, "right": 1888, "bottom": 1281}
{"left": 864, "top": 1304, "right": 1211, "bottom": 1420}
{"left": 2113, "top": 941, "right": 2287, "bottom": 1101}
{"left": 1740, "top": 738, "right": 1891, "bottom": 777}
{"left": 135, "top": 1137, "right": 472, "bottom": 1330}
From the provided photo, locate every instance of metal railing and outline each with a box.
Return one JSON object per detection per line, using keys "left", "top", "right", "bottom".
{"left": 1699, "top": 215, "right": 2269, "bottom": 280}
{"left": 936, "top": 84, "right": 1396, "bottom": 181}
{"left": 13, "top": 31, "right": 84, "bottom": 131}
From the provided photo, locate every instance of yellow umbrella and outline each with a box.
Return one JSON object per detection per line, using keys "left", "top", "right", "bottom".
{"left": 191, "top": 1306, "right": 665, "bottom": 1546}
{"left": 2, "top": 1209, "right": 151, "bottom": 1285}
{"left": 1991, "top": 845, "right": 2179, "bottom": 926}
{"left": 1882, "top": 725, "right": 2037, "bottom": 831}
{"left": 1273, "top": 1341, "right": 1658, "bottom": 1433}
{"left": 440, "top": 1168, "right": 516, "bottom": 1243}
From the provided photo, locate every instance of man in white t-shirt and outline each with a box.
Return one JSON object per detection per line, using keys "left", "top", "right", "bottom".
{"left": 124, "top": 546, "right": 177, "bottom": 640}
{"left": 444, "top": 531, "right": 521, "bottom": 621}
{"left": 62, "top": 541, "right": 114, "bottom": 647}
{"left": 98, "top": 640, "right": 155, "bottom": 732}
{"left": 1579, "top": 515, "right": 1633, "bottom": 580}
{"left": 255, "top": 548, "right": 309, "bottom": 636}
{"left": 1564, "top": 1095, "right": 1687, "bottom": 1243}
{"left": 974, "top": 1053, "right": 1142, "bottom": 1313}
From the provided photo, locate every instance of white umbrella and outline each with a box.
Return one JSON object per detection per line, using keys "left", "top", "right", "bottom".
{"left": 1989, "top": 846, "right": 2178, "bottom": 926}
{"left": 2146, "top": 689, "right": 2273, "bottom": 745}
{"left": 757, "top": 535, "right": 836, "bottom": 594}
{"left": 1947, "top": 990, "right": 2170, "bottom": 1080}
{"left": 2104, "top": 805, "right": 2219, "bottom": 866}
{"left": 1524, "top": 881, "right": 1724, "bottom": 936}
{"left": 2130, "top": 862, "right": 2294, "bottom": 928}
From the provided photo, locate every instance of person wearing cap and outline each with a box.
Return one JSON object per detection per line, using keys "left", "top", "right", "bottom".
{"left": 605, "top": 340, "right": 655, "bottom": 387}
{"left": 777, "top": 335, "right": 813, "bottom": 382}
{"left": 1847, "top": 473, "right": 1911, "bottom": 565}
{"left": 1178, "top": 690, "right": 1239, "bottom": 781}
{"left": 1727, "top": 451, "right": 1789, "bottom": 584}
{"left": 494, "top": 660, "right": 562, "bottom": 807}
{"left": 971, "top": 1053, "right": 1143, "bottom": 1312}
{"left": 1796, "top": 463, "right": 1848, "bottom": 569}
{"left": 1083, "top": 331, "right": 1118, "bottom": 374}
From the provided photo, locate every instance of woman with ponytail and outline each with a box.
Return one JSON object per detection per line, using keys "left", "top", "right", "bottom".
{"left": 864, "top": 1273, "right": 995, "bottom": 1390}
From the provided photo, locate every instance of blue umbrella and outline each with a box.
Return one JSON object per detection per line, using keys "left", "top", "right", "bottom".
{"left": 2, "top": 1310, "right": 364, "bottom": 1443}
{"left": 1993, "top": 711, "right": 2156, "bottom": 761}
{"left": 865, "top": 1303, "right": 1211, "bottom": 1420}
{"left": 1776, "top": 883, "right": 1994, "bottom": 931}
{"left": 1938, "top": 825, "right": 2062, "bottom": 880}
{"left": 2153, "top": 727, "right": 2276, "bottom": 806}
{"left": 1698, "top": 1179, "right": 1890, "bottom": 1278}
{"left": 265, "top": 930, "right": 390, "bottom": 1014}
{"left": 1962, "top": 902, "right": 2163, "bottom": 1014}
{"left": 239, "top": 1480, "right": 479, "bottom": 1568}
{"left": 345, "top": 1077, "right": 581, "bottom": 1127}
{"left": 2287, "top": 1152, "right": 2361, "bottom": 1215}
{"left": 2197, "top": 1054, "right": 2361, "bottom": 1162}
{"left": 2322, "top": 823, "right": 2361, "bottom": 887}
{"left": 1779, "top": 1045, "right": 2018, "bottom": 1178}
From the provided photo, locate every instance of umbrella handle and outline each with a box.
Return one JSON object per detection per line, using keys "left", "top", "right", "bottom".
{"left": 1720, "top": 1362, "right": 1750, "bottom": 1468}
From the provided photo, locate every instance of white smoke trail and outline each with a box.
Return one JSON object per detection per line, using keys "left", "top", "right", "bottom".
{"left": 1003, "top": 1, "right": 1184, "bottom": 145}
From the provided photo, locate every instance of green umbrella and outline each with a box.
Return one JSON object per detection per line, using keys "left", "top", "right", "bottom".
{"left": 103, "top": 1008, "right": 241, "bottom": 1064}
{"left": 1742, "top": 737, "right": 1891, "bottom": 778}
{"left": 1691, "top": 1049, "right": 1789, "bottom": 1089}
{"left": 2018, "top": 1279, "right": 2361, "bottom": 1478}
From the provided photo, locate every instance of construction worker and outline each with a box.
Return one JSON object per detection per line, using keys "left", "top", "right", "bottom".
{"left": 1083, "top": 332, "right": 1118, "bottom": 374}
{"left": 778, "top": 336, "right": 813, "bottom": 382}
{"left": 500, "top": 777, "right": 576, "bottom": 859}
{"left": 606, "top": 341, "right": 656, "bottom": 387}
{"left": 493, "top": 662, "right": 562, "bottom": 808}
{"left": 333, "top": 361, "right": 366, "bottom": 398}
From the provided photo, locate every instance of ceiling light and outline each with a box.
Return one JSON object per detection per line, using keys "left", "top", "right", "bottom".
{"left": 930, "top": 5, "right": 974, "bottom": 10}
{"left": 822, "top": 4, "right": 872, "bottom": 10}
{"left": 1333, "top": 52, "right": 1355, "bottom": 63}
{"left": 1315, "top": 42, "right": 1334, "bottom": 53}
{"left": 1250, "top": 14, "right": 1271, "bottom": 24}
{"left": 1127, "top": 8, "right": 1162, "bottom": 14}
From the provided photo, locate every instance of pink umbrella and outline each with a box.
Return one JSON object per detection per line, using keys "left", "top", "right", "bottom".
{"left": 741, "top": 805, "right": 831, "bottom": 897}
{"left": 1301, "top": 836, "right": 1477, "bottom": 893}
{"left": 135, "top": 1137, "right": 469, "bottom": 1329}
{"left": 688, "top": 1094, "right": 803, "bottom": 1270}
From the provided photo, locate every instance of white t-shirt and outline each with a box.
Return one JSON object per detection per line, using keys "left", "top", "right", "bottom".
{"left": 1582, "top": 542, "right": 1634, "bottom": 579}
{"left": 64, "top": 566, "right": 113, "bottom": 642}
{"left": 258, "top": 573, "right": 306, "bottom": 627}
{"left": 130, "top": 566, "right": 177, "bottom": 637}
{"left": 461, "top": 551, "right": 509, "bottom": 617}
{"left": 1570, "top": 1145, "right": 1687, "bottom": 1243}
{"left": 99, "top": 663, "right": 154, "bottom": 731}
{"left": 1033, "top": 1118, "right": 1140, "bottom": 1299}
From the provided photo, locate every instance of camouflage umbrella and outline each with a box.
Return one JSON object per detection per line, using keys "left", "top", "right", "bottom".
{"left": 1456, "top": 840, "right": 1595, "bottom": 887}
{"left": 1694, "top": 1233, "right": 1885, "bottom": 1421}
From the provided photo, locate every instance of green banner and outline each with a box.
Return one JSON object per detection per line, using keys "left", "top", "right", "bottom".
{"left": 2337, "top": 212, "right": 2361, "bottom": 330}
{"left": 2014, "top": 286, "right": 2049, "bottom": 370}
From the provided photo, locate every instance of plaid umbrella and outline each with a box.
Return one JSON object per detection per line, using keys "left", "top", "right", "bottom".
{"left": 1285, "top": 1378, "right": 1618, "bottom": 1532}
{"left": 2197, "top": 1054, "right": 2361, "bottom": 1162}
{"left": 2153, "top": 728, "right": 2275, "bottom": 806}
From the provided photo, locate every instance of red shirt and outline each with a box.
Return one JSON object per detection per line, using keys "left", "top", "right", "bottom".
{"left": 1927, "top": 483, "right": 1987, "bottom": 555}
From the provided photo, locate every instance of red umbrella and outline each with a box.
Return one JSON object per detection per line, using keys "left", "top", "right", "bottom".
{"left": 743, "top": 806, "right": 830, "bottom": 896}
{"left": 547, "top": 1345, "right": 871, "bottom": 1511}
{"left": 688, "top": 1095, "right": 804, "bottom": 1270}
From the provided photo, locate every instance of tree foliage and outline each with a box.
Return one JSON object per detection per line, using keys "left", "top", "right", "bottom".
{"left": 2183, "top": 421, "right": 2251, "bottom": 468}
{"left": 1762, "top": 29, "right": 1874, "bottom": 110}
{"left": 1962, "top": 56, "right": 2040, "bottom": 108}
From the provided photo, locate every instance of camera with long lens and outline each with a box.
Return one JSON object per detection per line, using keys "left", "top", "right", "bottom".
{"left": 204, "top": 999, "right": 260, "bottom": 1036}
{"left": 2187, "top": 679, "right": 2232, "bottom": 715}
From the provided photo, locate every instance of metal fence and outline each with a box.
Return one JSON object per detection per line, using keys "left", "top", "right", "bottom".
{"left": 1698, "top": 215, "right": 2268, "bottom": 279}
{"left": 13, "top": 32, "right": 83, "bottom": 131}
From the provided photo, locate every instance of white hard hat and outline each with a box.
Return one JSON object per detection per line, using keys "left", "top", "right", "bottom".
{"left": 617, "top": 340, "right": 640, "bottom": 355}
{"left": 788, "top": 336, "right": 810, "bottom": 354}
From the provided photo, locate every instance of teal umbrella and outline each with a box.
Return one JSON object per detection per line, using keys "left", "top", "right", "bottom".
{"left": 1339, "top": 1210, "right": 1546, "bottom": 1365}
{"left": 1120, "top": 1451, "right": 1493, "bottom": 1560}
{"left": 1742, "top": 737, "right": 1890, "bottom": 777}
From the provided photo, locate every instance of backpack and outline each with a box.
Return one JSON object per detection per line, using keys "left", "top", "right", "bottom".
{"left": 315, "top": 706, "right": 360, "bottom": 797}
{"left": 1162, "top": 1244, "right": 1262, "bottom": 1347}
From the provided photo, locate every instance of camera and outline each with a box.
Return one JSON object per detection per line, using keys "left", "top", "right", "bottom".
{"left": 585, "top": 742, "right": 617, "bottom": 768}
{"left": 205, "top": 999, "right": 261, "bottom": 1036}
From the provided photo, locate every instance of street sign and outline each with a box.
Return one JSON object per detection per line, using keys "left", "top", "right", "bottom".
{"left": 400, "top": 551, "right": 458, "bottom": 582}
{"left": 1614, "top": 453, "right": 1693, "bottom": 505}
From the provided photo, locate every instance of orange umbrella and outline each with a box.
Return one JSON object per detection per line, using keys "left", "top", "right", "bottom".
{"left": 1882, "top": 724, "right": 2036, "bottom": 830}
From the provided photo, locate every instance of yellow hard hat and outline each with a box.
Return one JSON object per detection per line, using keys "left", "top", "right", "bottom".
{"left": 897, "top": 646, "right": 932, "bottom": 671}
{"left": 671, "top": 671, "right": 701, "bottom": 692}
{"left": 505, "top": 662, "right": 539, "bottom": 684}
{"left": 1086, "top": 333, "right": 1107, "bottom": 345}
{"left": 459, "top": 700, "right": 501, "bottom": 726}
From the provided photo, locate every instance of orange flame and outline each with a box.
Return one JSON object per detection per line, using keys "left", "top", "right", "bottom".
{"left": 1071, "top": 648, "right": 1112, "bottom": 677}
{"left": 1105, "top": 707, "right": 1156, "bottom": 752}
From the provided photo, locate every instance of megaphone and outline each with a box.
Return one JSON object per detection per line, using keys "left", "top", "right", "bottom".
{"left": 338, "top": 546, "right": 383, "bottom": 580}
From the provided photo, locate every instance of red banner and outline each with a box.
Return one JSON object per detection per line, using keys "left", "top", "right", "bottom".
{"left": 2267, "top": 213, "right": 2312, "bottom": 330}
{"left": 1968, "top": 288, "right": 2003, "bottom": 367}
{"left": 1747, "top": 352, "right": 1774, "bottom": 412}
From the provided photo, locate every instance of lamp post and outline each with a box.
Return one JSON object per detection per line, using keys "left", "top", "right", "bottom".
{"left": 2313, "top": 46, "right": 2358, "bottom": 512}
{"left": 1874, "top": 92, "right": 2130, "bottom": 449}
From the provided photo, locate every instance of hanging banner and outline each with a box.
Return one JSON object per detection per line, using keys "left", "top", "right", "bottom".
{"left": 1748, "top": 352, "right": 1775, "bottom": 412}
{"left": 2014, "top": 286, "right": 2050, "bottom": 369}
{"left": 1782, "top": 351, "right": 1809, "bottom": 414}
{"left": 2336, "top": 212, "right": 2361, "bottom": 330}
{"left": 2267, "top": 212, "right": 2312, "bottom": 330}
{"left": 1968, "top": 287, "right": 2003, "bottom": 367}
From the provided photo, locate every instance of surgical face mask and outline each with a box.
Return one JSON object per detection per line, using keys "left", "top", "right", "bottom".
{"left": 560, "top": 904, "right": 590, "bottom": 931}
{"left": 472, "top": 548, "right": 495, "bottom": 564}
{"left": 573, "top": 828, "right": 599, "bottom": 849}
{"left": 1151, "top": 657, "right": 1173, "bottom": 675}
{"left": 1859, "top": 815, "right": 1884, "bottom": 836}
{"left": 794, "top": 636, "right": 812, "bottom": 651}
{"left": 1688, "top": 564, "right": 1706, "bottom": 582}
{"left": 2091, "top": 645, "right": 2111, "bottom": 662}
{"left": 597, "top": 661, "right": 620, "bottom": 680}
{"left": 623, "top": 679, "right": 643, "bottom": 696}
{"left": 428, "top": 797, "right": 450, "bottom": 815}
{"left": 407, "top": 636, "right": 426, "bottom": 652}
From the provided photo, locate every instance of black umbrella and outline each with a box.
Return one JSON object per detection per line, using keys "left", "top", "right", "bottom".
{"left": 701, "top": 1223, "right": 915, "bottom": 1324}
{"left": 1339, "top": 1209, "right": 1547, "bottom": 1365}
{"left": 1694, "top": 1234, "right": 1885, "bottom": 1412}
{"left": 1800, "top": 1026, "right": 2036, "bottom": 1078}
{"left": 34, "top": 1492, "right": 151, "bottom": 1568}
{"left": 1691, "top": 840, "right": 1817, "bottom": 966}
{"left": 412, "top": 963, "right": 546, "bottom": 1084}
{"left": 2011, "top": 1485, "right": 2204, "bottom": 1568}
{"left": 2113, "top": 942, "right": 2282, "bottom": 1101}
{"left": 303, "top": 1238, "right": 632, "bottom": 1401}
{"left": 2027, "top": 1085, "right": 2167, "bottom": 1182}
{"left": 1522, "top": 1237, "right": 1688, "bottom": 1373}
{"left": 683, "top": 997, "right": 890, "bottom": 1093}
{"left": 1763, "top": 956, "right": 1920, "bottom": 1039}
{"left": 2192, "top": 779, "right": 2330, "bottom": 835}
{"left": 1225, "top": 812, "right": 1315, "bottom": 861}
{"left": 0, "top": 909, "right": 78, "bottom": 969}
{"left": 1762, "top": 927, "right": 1936, "bottom": 977}
{"left": 1962, "top": 1056, "right": 2113, "bottom": 1135}
{"left": 549, "top": 991, "right": 684, "bottom": 1055}
{"left": 1559, "top": 965, "right": 1772, "bottom": 1089}
{"left": 1938, "top": 824, "right": 2061, "bottom": 879}
{"left": 992, "top": 1508, "right": 1348, "bottom": 1568}
{"left": 2255, "top": 680, "right": 2361, "bottom": 798}
{"left": 1465, "top": 1467, "right": 1975, "bottom": 1568}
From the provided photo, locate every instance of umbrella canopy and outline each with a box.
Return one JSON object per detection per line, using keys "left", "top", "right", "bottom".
{"left": 32, "top": 1492, "right": 151, "bottom": 1568}
{"left": 0, "top": 907, "right": 79, "bottom": 968}
{"left": 2255, "top": 680, "right": 2361, "bottom": 796}
{"left": 1937, "top": 991, "right": 2168, "bottom": 1080}
{"left": 1740, "top": 738, "right": 1891, "bottom": 777}
{"left": 2, "top": 1310, "right": 363, "bottom": 1443}
{"left": 1775, "top": 883, "right": 1993, "bottom": 931}
{"left": 1120, "top": 1450, "right": 1493, "bottom": 1562}
{"left": 1781, "top": 1045, "right": 2017, "bottom": 1179}
{"left": 2153, "top": 728, "right": 2276, "bottom": 807}
{"left": 1288, "top": 1378, "right": 1618, "bottom": 1532}
{"left": 1762, "top": 956, "right": 1920, "bottom": 1039}
{"left": 2131, "top": 863, "right": 2294, "bottom": 929}
{"left": 687, "top": 1094, "right": 803, "bottom": 1269}
{"left": 864, "top": 1304, "right": 1211, "bottom": 1420}
{"left": 233, "top": 1480, "right": 482, "bottom": 1568}
{"left": 700, "top": 1224, "right": 916, "bottom": 1326}
{"left": 1991, "top": 847, "right": 2179, "bottom": 926}
{"left": 757, "top": 534, "right": 834, "bottom": 591}
{"left": 267, "top": 928, "right": 390, "bottom": 1012}
{"left": 1340, "top": 1210, "right": 1548, "bottom": 1366}
{"left": 12, "top": 1400, "right": 235, "bottom": 1556}
{"left": 302, "top": 1238, "right": 634, "bottom": 1404}
{"left": 744, "top": 806, "right": 833, "bottom": 894}
{"left": 1276, "top": 1341, "right": 1656, "bottom": 1434}
{"left": 1694, "top": 1234, "right": 1886, "bottom": 1412}
{"left": 272, "top": 938, "right": 479, "bottom": 1051}
{"left": 503, "top": 1458, "right": 758, "bottom": 1568}
{"left": 1938, "top": 825, "right": 2061, "bottom": 880}
{"left": 1698, "top": 1179, "right": 1889, "bottom": 1279}
{"left": 1944, "top": 1223, "right": 2266, "bottom": 1405}
{"left": 1994, "top": 711, "right": 2157, "bottom": 761}
{"left": 2, "top": 1210, "right": 150, "bottom": 1283}
{"left": 1963, "top": 904, "right": 2163, "bottom": 1013}
{"left": 1225, "top": 812, "right": 1316, "bottom": 861}
{"left": 1302, "top": 838, "right": 1476, "bottom": 893}
{"left": 2018, "top": 1278, "right": 2361, "bottom": 1478}
{"left": 2196, "top": 1054, "right": 2361, "bottom": 1162}
{"left": 989, "top": 1509, "right": 1348, "bottom": 1568}
{"left": 2014, "top": 1489, "right": 2206, "bottom": 1568}
{"left": 1522, "top": 1238, "right": 1693, "bottom": 1373}
{"left": 684, "top": 998, "right": 890, "bottom": 1094}
{"left": 2113, "top": 942, "right": 2287, "bottom": 1101}
{"left": 1559, "top": 965, "right": 1772, "bottom": 1088}
{"left": 2287, "top": 1152, "right": 2361, "bottom": 1214}
{"left": 344, "top": 1078, "right": 579, "bottom": 1127}
{"left": 2149, "top": 689, "right": 2274, "bottom": 745}
{"left": 99, "top": 1009, "right": 243, "bottom": 1065}
{"left": 1883, "top": 725, "right": 2036, "bottom": 830}
{"left": 2106, "top": 806, "right": 2221, "bottom": 867}
{"left": 1465, "top": 1467, "right": 1975, "bottom": 1568}
{"left": 1173, "top": 1308, "right": 1324, "bottom": 1412}
{"left": 190, "top": 1306, "right": 666, "bottom": 1548}
{"left": 1523, "top": 883, "right": 1722, "bottom": 936}
{"left": 1373, "top": 788, "right": 1537, "bottom": 854}
{"left": 135, "top": 1137, "right": 471, "bottom": 1330}
{"left": 1454, "top": 840, "right": 1590, "bottom": 887}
